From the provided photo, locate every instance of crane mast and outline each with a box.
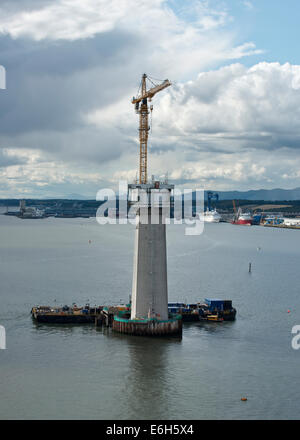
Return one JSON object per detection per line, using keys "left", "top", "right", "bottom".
{"left": 139, "top": 74, "right": 148, "bottom": 185}
{"left": 132, "top": 74, "right": 171, "bottom": 184}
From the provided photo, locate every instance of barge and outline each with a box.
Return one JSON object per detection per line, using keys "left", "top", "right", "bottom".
{"left": 168, "top": 303, "right": 200, "bottom": 322}
{"left": 198, "top": 299, "right": 236, "bottom": 321}
{"left": 31, "top": 304, "right": 103, "bottom": 324}
{"left": 168, "top": 299, "right": 236, "bottom": 322}
{"left": 31, "top": 299, "right": 236, "bottom": 326}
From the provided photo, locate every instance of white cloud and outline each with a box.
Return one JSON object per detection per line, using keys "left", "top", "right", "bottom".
{"left": 0, "top": 0, "right": 261, "bottom": 80}
{"left": 0, "top": 0, "right": 133, "bottom": 41}
{"left": 153, "top": 62, "right": 300, "bottom": 145}
{"left": 1, "top": 1, "right": 299, "bottom": 195}
{"left": 0, "top": 147, "right": 104, "bottom": 197}
{"left": 2, "top": 60, "right": 300, "bottom": 195}
{"left": 0, "top": 0, "right": 200, "bottom": 41}
{"left": 169, "top": 161, "right": 265, "bottom": 183}
{"left": 90, "top": 61, "right": 300, "bottom": 190}
{"left": 87, "top": 61, "right": 300, "bottom": 153}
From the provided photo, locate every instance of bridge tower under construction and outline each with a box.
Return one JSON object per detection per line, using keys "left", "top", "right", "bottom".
{"left": 112, "top": 74, "right": 182, "bottom": 336}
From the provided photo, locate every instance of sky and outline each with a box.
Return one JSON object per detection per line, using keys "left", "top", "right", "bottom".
{"left": 0, "top": 0, "right": 300, "bottom": 198}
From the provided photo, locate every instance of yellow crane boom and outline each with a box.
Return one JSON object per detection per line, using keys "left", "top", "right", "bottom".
{"left": 132, "top": 74, "right": 171, "bottom": 184}
{"left": 132, "top": 79, "right": 171, "bottom": 104}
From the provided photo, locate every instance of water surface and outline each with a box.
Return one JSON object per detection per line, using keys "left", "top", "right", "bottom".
{"left": 0, "top": 214, "right": 299, "bottom": 419}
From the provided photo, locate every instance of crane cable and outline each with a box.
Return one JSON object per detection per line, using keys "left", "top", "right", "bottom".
{"left": 147, "top": 75, "right": 165, "bottom": 83}
{"left": 148, "top": 104, "right": 154, "bottom": 177}
{"left": 147, "top": 76, "right": 158, "bottom": 88}
{"left": 136, "top": 78, "right": 142, "bottom": 100}
{"left": 148, "top": 75, "right": 177, "bottom": 87}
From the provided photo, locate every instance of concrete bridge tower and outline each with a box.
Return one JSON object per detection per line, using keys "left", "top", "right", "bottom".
{"left": 112, "top": 181, "right": 182, "bottom": 336}
{"left": 129, "top": 182, "right": 173, "bottom": 321}
{"left": 112, "top": 74, "right": 182, "bottom": 336}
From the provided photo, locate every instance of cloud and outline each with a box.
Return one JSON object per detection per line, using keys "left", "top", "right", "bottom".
{"left": 0, "top": 148, "right": 28, "bottom": 168}
{"left": 169, "top": 161, "right": 266, "bottom": 183}
{"left": 2, "top": 61, "right": 300, "bottom": 195}
{"left": 0, "top": 0, "right": 234, "bottom": 43}
{"left": 0, "top": 1, "right": 299, "bottom": 196}
{"left": 0, "top": 0, "right": 260, "bottom": 139}
{"left": 110, "top": 61, "right": 300, "bottom": 190}
{"left": 0, "top": 147, "right": 107, "bottom": 197}
{"left": 152, "top": 62, "right": 300, "bottom": 152}
{"left": 0, "top": 0, "right": 131, "bottom": 41}
{"left": 88, "top": 61, "right": 300, "bottom": 159}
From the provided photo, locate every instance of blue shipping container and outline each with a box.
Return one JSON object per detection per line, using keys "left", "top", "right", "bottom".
{"left": 205, "top": 299, "right": 224, "bottom": 311}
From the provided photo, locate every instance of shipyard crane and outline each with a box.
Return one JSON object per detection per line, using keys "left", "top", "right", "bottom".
{"left": 232, "top": 200, "right": 238, "bottom": 221}
{"left": 232, "top": 199, "right": 236, "bottom": 213}
{"left": 207, "top": 191, "right": 219, "bottom": 211}
{"left": 132, "top": 74, "right": 171, "bottom": 184}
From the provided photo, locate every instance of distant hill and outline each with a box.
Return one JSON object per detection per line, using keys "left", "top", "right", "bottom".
{"left": 215, "top": 188, "right": 300, "bottom": 201}
{"left": 1, "top": 188, "right": 300, "bottom": 204}
{"left": 63, "top": 193, "right": 91, "bottom": 200}
{"left": 62, "top": 187, "right": 300, "bottom": 201}
{"left": 183, "top": 187, "right": 300, "bottom": 202}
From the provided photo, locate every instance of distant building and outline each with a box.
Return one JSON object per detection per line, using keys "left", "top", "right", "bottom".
{"left": 19, "top": 200, "right": 45, "bottom": 219}
{"left": 283, "top": 217, "right": 300, "bottom": 226}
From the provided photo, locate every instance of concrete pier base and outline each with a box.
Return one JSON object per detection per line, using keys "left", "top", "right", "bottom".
{"left": 112, "top": 315, "right": 182, "bottom": 337}
{"left": 129, "top": 183, "right": 174, "bottom": 322}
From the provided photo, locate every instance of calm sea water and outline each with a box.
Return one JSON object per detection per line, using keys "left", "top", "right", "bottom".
{"left": 0, "top": 212, "right": 299, "bottom": 420}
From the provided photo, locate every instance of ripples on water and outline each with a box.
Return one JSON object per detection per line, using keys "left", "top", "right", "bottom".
{"left": 0, "top": 215, "right": 299, "bottom": 419}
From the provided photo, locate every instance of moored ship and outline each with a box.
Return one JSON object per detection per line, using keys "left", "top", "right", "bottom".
{"left": 232, "top": 208, "right": 252, "bottom": 225}
{"left": 199, "top": 208, "right": 221, "bottom": 223}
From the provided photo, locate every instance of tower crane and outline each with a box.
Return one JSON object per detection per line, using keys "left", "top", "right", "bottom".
{"left": 132, "top": 74, "right": 171, "bottom": 184}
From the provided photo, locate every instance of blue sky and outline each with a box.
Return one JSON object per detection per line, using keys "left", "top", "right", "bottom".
{"left": 170, "top": 0, "right": 300, "bottom": 68}
{"left": 226, "top": 0, "right": 300, "bottom": 66}
{"left": 0, "top": 0, "right": 300, "bottom": 197}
